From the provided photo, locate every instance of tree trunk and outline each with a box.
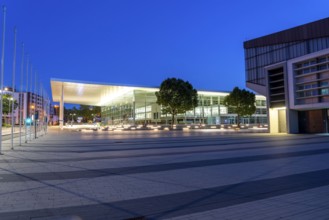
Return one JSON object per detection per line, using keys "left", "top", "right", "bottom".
{"left": 171, "top": 113, "right": 175, "bottom": 129}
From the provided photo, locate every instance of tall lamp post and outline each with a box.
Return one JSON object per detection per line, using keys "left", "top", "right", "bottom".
{"left": 11, "top": 27, "right": 17, "bottom": 150}
{"left": 8, "top": 96, "right": 14, "bottom": 149}
{"left": 0, "top": 6, "right": 7, "bottom": 155}
{"left": 30, "top": 104, "right": 34, "bottom": 140}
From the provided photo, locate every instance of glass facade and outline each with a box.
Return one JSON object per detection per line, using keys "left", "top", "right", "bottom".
{"left": 245, "top": 37, "right": 329, "bottom": 86}
{"left": 101, "top": 90, "right": 267, "bottom": 126}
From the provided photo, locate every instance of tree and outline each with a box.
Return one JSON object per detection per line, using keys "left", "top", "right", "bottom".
{"left": 79, "top": 105, "right": 101, "bottom": 122}
{"left": 63, "top": 105, "right": 101, "bottom": 123}
{"left": 155, "top": 78, "right": 198, "bottom": 127}
{"left": 223, "top": 87, "right": 256, "bottom": 128}
{"left": 3, "top": 94, "right": 18, "bottom": 115}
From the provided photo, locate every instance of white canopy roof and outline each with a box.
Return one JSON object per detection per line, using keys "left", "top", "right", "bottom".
{"left": 51, "top": 78, "right": 158, "bottom": 106}
{"left": 51, "top": 78, "right": 266, "bottom": 106}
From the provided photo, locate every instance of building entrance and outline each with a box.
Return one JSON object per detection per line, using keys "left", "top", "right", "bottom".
{"left": 298, "top": 110, "right": 328, "bottom": 133}
{"left": 278, "top": 109, "right": 287, "bottom": 133}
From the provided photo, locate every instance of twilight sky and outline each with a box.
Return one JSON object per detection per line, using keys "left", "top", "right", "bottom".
{"left": 1, "top": 0, "right": 329, "bottom": 102}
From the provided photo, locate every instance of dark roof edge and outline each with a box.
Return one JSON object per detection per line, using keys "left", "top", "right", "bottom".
{"left": 244, "top": 17, "right": 329, "bottom": 49}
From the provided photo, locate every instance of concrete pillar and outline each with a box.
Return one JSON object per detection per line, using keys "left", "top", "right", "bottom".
{"left": 218, "top": 96, "right": 221, "bottom": 125}
{"left": 120, "top": 105, "right": 122, "bottom": 125}
{"left": 133, "top": 101, "right": 135, "bottom": 125}
{"left": 210, "top": 97, "right": 213, "bottom": 125}
{"left": 144, "top": 94, "right": 147, "bottom": 124}
{"left": 59, "top": 83, "right": 64, "bottom": 129}
{"left": 201, "top": 96, "right": 204, "bottom": 124}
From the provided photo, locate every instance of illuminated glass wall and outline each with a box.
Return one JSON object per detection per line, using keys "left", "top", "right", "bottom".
{"left": 101, "top": 90, "right": 267, "bottom": 125}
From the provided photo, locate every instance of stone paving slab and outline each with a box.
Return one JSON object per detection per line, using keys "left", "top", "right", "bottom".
{"left": 0, "top": 128, "right": 328, "bottom": 219}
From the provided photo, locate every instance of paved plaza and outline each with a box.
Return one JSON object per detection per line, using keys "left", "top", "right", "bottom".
{"left": 0, "top": 128, "right": 328, "bottom": 219}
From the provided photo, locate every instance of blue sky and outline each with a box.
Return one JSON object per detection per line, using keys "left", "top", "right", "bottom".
{"left": 1, "top": 0, "right": 329, "bottom": 102}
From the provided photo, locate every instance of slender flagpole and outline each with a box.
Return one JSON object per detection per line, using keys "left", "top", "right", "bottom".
{"left": 29, "top": 64, "right": 32, "bottom": 141}
{"left": 45, "top": 92, "right": 49, "bottom": 134}
{"left": 11, "top": 27, "right": 17, "bottom": 150}
{"left": 0, "top": 5, "right": 7, "bottom": 155}
{"left": 25, "top": 56, "right": 29, "bottom": 143}
{"left": 19, "top": 43, "right": 24, "bottom": 146}
{"left": 34, "top": 71, "right": 37, "bottom": 139}
{"left": 40, "top": 83, "right": 42, "bottom": 136}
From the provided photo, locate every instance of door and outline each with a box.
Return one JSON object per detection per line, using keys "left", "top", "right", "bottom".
{"left": 278, "top": 109, "right": 287, "bottom": 133}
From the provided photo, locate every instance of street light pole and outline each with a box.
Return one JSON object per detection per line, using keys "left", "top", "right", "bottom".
{"left": 29, "top": 104, "right": 34, "bottom": 141}
{"left": 25, "top": 56, "right": 29, "bottom": 143}
{"left": 19, "top": 43, "right": 24, "bottom": 146}
{"left": 11, "top": 27, "right": 17, "bottom": 150}
{"left": 34, "top": 71, "right": 37, "bottom": 139}
{"left": 29, "top": 64, "right": 33, "bottom": 141}
{"left": 0, "top": 5, "right": 7, "bottom": 154}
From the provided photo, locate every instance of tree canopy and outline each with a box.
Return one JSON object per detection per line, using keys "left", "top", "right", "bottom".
{"left": 3, "top": 94, "right": 18, "bottom": 115}
{"left": 155, "top": 77, "right": 198, "bottom": 126}
{"left": 64, "top": 105, "right": 101, "bottom": 123}
{"left": 223, "top": 87, "right": 256, "bottom": 128}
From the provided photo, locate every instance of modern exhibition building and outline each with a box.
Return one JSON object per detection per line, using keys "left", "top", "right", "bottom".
{"left": 51, "top": 78, "right": 267, "bottom": 128}
{"left": 244, "top": 17, "right": 329, "bottom": 133}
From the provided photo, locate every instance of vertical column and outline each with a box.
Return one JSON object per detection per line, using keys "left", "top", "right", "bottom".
{"left": 133, "top": 101, "right": 136, "bottom": 125}
{"left": 132, "top": 90, "right": 136, "bottom": 125}
{"left": 218, "top": 96, "right": 221, "bottom": 125}
{"left": 210, "top": 97, "right": 213, "bottom": 125}
{"left": 59, "top": 83, "right": 64, "bottom": 129}
{"left": 119, "top": 105, "right": 122, "bottom": 125}
{"left": 144, "top": 93, "right": 147, "bottom": 125}
{"left": 201, "top": 95, "right": 204, "bottom": 124}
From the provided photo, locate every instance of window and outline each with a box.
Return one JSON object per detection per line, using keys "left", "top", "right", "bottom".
{"left": 212, "top": 98, "right": 218, "bottom": 105}
{"left": 318, "top": 56, "right": 327, "bottom": 63}
{"left": 305, "top": 84, "right": 311, "bottom": 89}
{"left": 260, "top": 109, "right": 267, "bottom": 114}
{"left": 296, "top": 70, "right": 303, "bottom": 75}
{"left": 321, "top": 89, "right": 329, "bottom": 95}
{"left": 219, "top": 96, "right": 225, "bottom": 105}
{"left": 295, "top": 63, "right": 302, "bottom": 68}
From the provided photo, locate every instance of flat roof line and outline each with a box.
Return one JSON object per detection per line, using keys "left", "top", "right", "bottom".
{"left": 50, "top": 78, "right": 158, "bottom": 89}
{"left": 50, "top": 78, "right": 234, "bottom": 93}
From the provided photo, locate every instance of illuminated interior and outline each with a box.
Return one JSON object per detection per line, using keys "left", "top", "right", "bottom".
{"left": 51, "top": 78, "right": 268, "bottom": 126}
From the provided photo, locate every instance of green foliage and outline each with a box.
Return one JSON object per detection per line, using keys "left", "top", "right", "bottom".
{"left": 2, "top": 123, "right": 11, "bottom": 128}
{"left": 64, "top": 105, "right": 101, "bottom": 123}
{"left": 2, "top": 94, "right": 18, "bottom": 115}
{"left": 155, "top": 78, "right": 198, "bottom": 126}
{"left": 223, "top": 87, "right": 256, "bottom": 127}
